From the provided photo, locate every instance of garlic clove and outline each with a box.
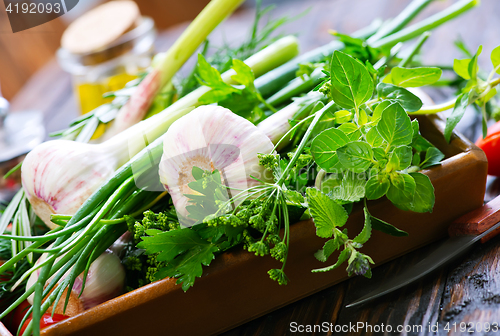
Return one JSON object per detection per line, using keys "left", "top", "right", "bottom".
{"left": 159, "top": 105, "right": 275, "bottom": 225}
{"left": 21, "top": 140, "right": 120, "bottom": 229}
{"left": 27, "top": 250, "right": 125, "bottom": 311}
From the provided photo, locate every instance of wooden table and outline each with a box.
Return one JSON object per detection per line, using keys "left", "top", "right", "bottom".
{"left": 9, "top": 0, "right": 500, "bottom": 334}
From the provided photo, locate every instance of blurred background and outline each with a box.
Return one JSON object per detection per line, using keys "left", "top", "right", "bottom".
{"left": 1, "top": 0, "right": 498, "bottom": 101}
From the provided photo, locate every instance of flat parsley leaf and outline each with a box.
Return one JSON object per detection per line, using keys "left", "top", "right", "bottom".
{"left": 138, "top": 228, "right": 209, "bottom": 262}
{"left": 155, "top": 243, "right": 219, "bottom": 291}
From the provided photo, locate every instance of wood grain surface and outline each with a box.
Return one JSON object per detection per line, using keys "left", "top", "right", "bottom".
{"left": 8, "top": 0, "right": 500, "bottom": 335}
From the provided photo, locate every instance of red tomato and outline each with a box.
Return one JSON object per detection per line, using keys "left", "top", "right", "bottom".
{"left": 476, "top": 132, "right": 500, "bottom": 176}
{"left": 9, "top": 300, "right": 31, "bottom": 332}
{"left": 20, "top": 313, "right": 68, "bottom": 335}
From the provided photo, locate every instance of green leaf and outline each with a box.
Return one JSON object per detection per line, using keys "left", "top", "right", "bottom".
{"left": 365, "top": 174, "right": 390, "bottom": 200}
{"left": 376, "top": 102, "right": 413, "bottom": 148}
{"left": 411, "top": 119, "right": 420, "bottom": 142}
{"left": 491, "top": 45, "right": 500, "bottom": 75}
{"left": 337, "top": 141, "right": 374, "bottom": 171}
{"left": 312, "top": 248, "right": 350, "bottom": 273}
{"left": 387, "top": 146, "right": 412, "bottom": 171}
{"left": 314, "top": 232, "right": 346, "bottom": 262}
{"left": 366, "top": 127, "right": 384, "bottom": 147}
{"left": 196, "top": 54, "right": 237, "bottom": 104}
{"left": 139, "top": 228, "right": 209, "bottom": 262}
{"left": 376, "top": 83, "right": 423, "bottom": 112}
{"left": 388, "top": 67, "right": 442, "bottom": 87}
{"left": 387, "top": 173, "right": 416, "bottom": 205}
{"left": 468, "top": 45, "right": 482, "bottom": 79}
{"left": 306, "top": 187, "right": 349, "bottom": 239}
{"left": 311, "top": 128, "right": 350, "bottom": 171}
{"left": 444, "top": 91, "right": 470, "bottom": 142}
{"left": 395, "top": 172, "right": 435, "bottom": 213}
{"left": 330, "top": 172, "right": 367, "bottom": 203}
{"left": 334, "top": 110, "right": 352, "bottom": 123}
{"left": 231, "top": 59, "right": 255, "bottom": 88}
{"left": 329, "top": 50, "right": 374, "bottom": 110}
{"left": 421, "top": 147, "right": 445, "bottom": 169}
{"left": 453, "top": 58, "right": 471, "bottom": 80}
{"left": 372, "top": 100, "right": 391, "bottom": 122}
{"left": 337, "top": 122, "right": 358, "bottom": 134}
{"left": 370, "top": 215, "right": 408, "bottom": 237}
{"left": 155, "top": 243, "right": 219, "bottom": 291}
{"left": 353, "top": 207, "right": 372, "bottom": 244}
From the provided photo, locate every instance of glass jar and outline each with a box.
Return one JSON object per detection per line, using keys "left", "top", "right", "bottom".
{"left": 57, "top": 17, "right": 156, "bottom": 114}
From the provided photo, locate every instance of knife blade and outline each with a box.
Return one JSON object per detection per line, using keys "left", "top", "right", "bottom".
{"left": 346, "top": 194, "right": 500, "bottom": 308}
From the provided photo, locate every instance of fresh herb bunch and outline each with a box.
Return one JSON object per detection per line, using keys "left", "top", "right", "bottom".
{"left": 138, "top": 42, "right": 450, "bottom": 286}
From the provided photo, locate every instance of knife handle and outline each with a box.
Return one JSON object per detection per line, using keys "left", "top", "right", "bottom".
{"left": 448, "top": 195, "right": 500, "bottom": 243}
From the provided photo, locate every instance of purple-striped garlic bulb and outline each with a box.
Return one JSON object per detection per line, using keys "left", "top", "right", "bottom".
{"left": 158, "top": 105, "right": 275, "bottom": 226}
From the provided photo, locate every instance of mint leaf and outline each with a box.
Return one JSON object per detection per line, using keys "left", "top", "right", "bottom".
{"left": 306, "top": 187, "right": 348, "bottom": 239}
{"left": 330, "top": 50, "right": 374, "bottom": 110}
{"left": 353, "top": 208, "right": 372, "bottom": 244}
{"left": 376, "top": 83, "right": 423, "bottom": 112}
{"left": 139, "top": 228, "right": 209, "bottom": 262}
{"left": 370, "top": 215, "right": 408, "bottom": 237}
{"left": 365, "top": 175, "right": 390, "bottom": 200}
{"left": 155, "top": 243, "right": 219, "bottom": 291}
{"left": 491, "top": 45, "right": 500, "bottom": 75}
{"left": 421, "top": 147, "right": 445, "bottom": 169}
{"left": 311, "top": 128, "right": 350, "bottom": 171}
{"left": 387, "top": 173, "right": 416, "bottom": 205}
{"left": 337, "top": 141, "right": 374, "bottom": 171}
{"left": 376, "top": 102, "right": 413, "bottom": 148}
{"left": 453, "top": 58, "right": 471, "bottom": 80}
{"left": 388, "top": 67, "right": 442, "bottom": 87}
{"left": 444, "top": 91, "right": 470, "bottom": 142}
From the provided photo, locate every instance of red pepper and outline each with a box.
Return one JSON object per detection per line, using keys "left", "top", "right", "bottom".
{"left": 476, "top": 123, "right": 500, "bottom": 176}
{"left": 19, "top": 313, "right": 68, "bottom": 335}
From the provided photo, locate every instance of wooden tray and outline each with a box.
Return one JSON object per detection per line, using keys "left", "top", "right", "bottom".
{"left": 1, "top": 114, "right": 488, "bottom": 336}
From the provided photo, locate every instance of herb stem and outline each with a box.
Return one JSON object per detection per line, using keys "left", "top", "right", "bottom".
{"left": 399, "top": 31, "right": 431, "bottom": 67}
{"left": 277, "top": 101, "right": 334, "bottom": 186}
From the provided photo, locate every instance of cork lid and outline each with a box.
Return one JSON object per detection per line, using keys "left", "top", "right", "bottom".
{"left": 61, "top": 1, "right": 141, "bottom": 54}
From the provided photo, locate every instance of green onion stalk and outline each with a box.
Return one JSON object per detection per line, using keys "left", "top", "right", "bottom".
{"left": 106, "top": 0, "right": 246, "bottom": 138}
{"left": 0, "top": 37, "right": 299, "bottom": 336}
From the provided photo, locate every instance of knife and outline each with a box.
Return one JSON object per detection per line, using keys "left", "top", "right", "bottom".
{"left": 346, "top": 194, "right": 500, "bottom": 308}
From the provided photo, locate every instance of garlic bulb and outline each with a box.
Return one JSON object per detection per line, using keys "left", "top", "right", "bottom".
{"left": 159, "top": 105, "right": 275, "bottom": 225}
{"left": 22, "top": 104, "right": 194, "bottom": 229}
{"left": 27, "top": 251, "right": 125, "bottom": 312}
